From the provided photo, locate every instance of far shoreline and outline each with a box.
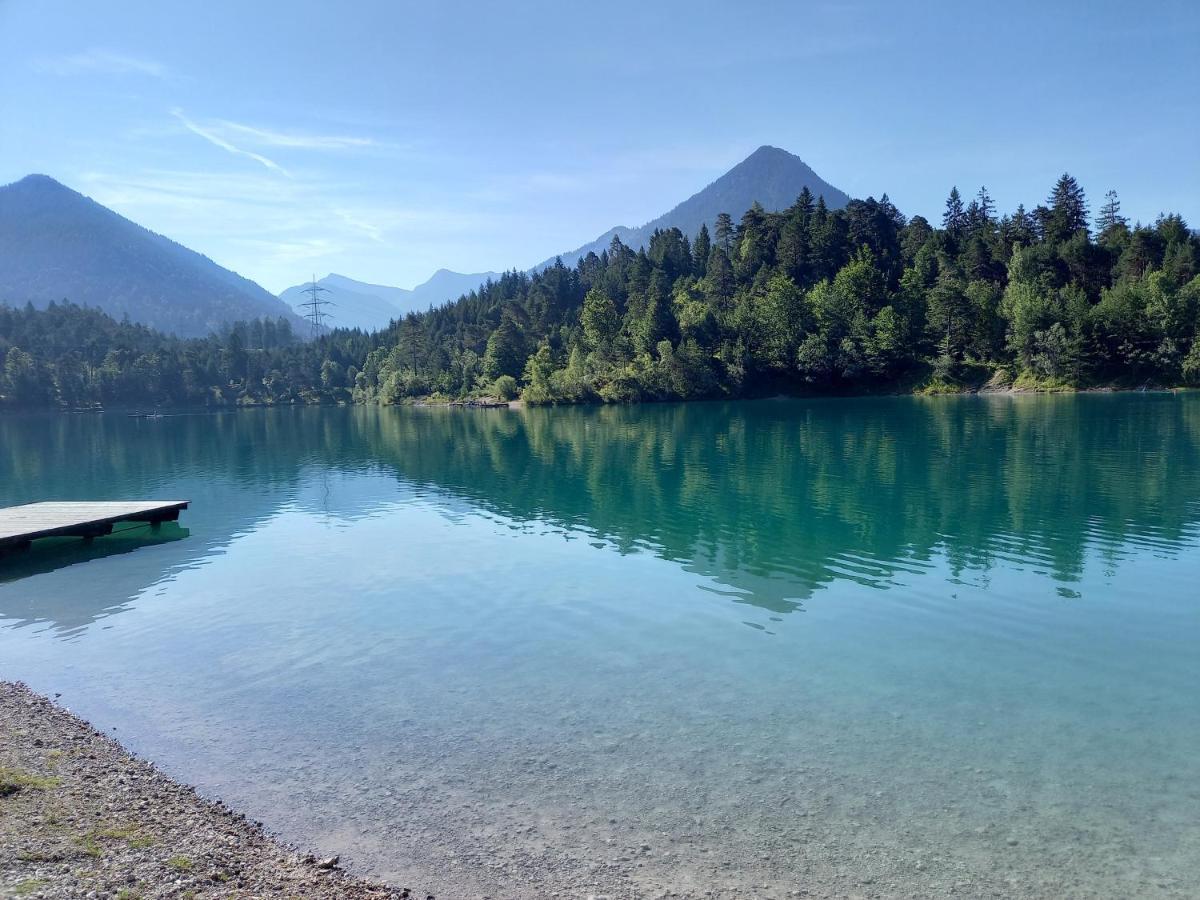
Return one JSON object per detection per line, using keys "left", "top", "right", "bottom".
{"left": 5, "top": 380, "right": 1193, "bottom": 417}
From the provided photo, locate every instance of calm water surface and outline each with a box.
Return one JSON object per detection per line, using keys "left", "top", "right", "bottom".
{"left": 1, "top": 396, "right": 1198, "bottom": 898}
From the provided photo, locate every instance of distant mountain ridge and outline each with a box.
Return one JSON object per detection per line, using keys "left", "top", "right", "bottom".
{"left": 0, "top": 174, "right": 303, "bottom": 338}
{"left": 279, "top": 277, "right": 403, "bottom": 333}
{"left": 533, "top": 145, "right": 850, "bottom": 270}
{"left": 2, "top": 147, "right": 847, "bottom": 338}
{"left": 300, "top": 146, "right": 849, "bottom": 326}
{"left": 280, "top": 269, "right": 502, "bottom": 332}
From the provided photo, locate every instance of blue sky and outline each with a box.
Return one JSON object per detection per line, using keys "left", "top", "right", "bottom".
{"left": 1, "top": 0, "right": 1197, "bottom": 293}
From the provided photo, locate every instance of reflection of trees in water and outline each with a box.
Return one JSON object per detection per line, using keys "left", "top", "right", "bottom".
{"left": 350, "top": 396, "right": 1200, "bottom": 609}
{"left": 2, "top": 396, "right": 1199, "bottom": 621}
{"left": 0, "top": 525, "right": 190, "bottom": 635}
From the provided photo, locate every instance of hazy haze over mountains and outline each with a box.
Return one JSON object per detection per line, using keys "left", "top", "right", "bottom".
{"left": 283, "top": 146, "right": 851, "bottom": 328}
{"left": 279, "top": 269, "right": 502, "bottom": 332}
{"left": 0, "top": 175, "right": 303, "bottom": 338}
{"left": 0, "top": 147, "right": 850, "bottom": 337}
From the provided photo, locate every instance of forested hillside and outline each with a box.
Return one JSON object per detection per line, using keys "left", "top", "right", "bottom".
{"left": 0, "top": 175, "right": 305, "bottom": 337}
{"left": 0, "top": 304, "right": 374, "bottom": 407}
{"left": 359, "top": 175, "right": 1200, "bottom": 404}
{"left": 2, "top": 175, "right": 1198, "bottom": 409}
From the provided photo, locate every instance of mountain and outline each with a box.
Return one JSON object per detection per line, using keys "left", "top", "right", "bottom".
{"left": 0, "top": 174, "right": 304, "bottom": 338}
{"left": 534, "top": 145, "right": 850, "bottom": 270}
{"left": 280, "top": 276, "right": 405, "bottom": 333}
{"left": 410, "top": 268, "right": 503, "bottom": 308}
{"left": 280, "top": 269, "right": 502, "bottom": 332}
{"left": 294, "top": 147, "right": 847, "bottom": 328}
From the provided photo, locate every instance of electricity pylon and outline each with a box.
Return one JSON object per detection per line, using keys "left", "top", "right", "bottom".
{"left": 299, "top": 274, "right": 334, "bottom": 337}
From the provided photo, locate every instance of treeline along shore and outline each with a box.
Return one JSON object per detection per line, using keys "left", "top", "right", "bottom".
{"left": 2, "top": 175, "right": 1199, "bottom": 409}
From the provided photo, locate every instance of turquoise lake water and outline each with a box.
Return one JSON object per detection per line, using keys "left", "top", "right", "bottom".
{"left": 1, "top": 396, "right": 1198, "bottom": 898}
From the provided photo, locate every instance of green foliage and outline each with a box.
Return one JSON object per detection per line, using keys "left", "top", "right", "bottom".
{"left": 0, "top": 766, "right": 60, "bottom": 796}
{"left": 581, "top": 287, "right": 620, "bottom": 354}
{"left": 1044, "top": 172, "right": 1090, "bottom": 243}
{"left": 4, "top": 173, "right": 1199, "bottom": 411}
{"left": 492, "top": 375, "right": 519, "bottom": 401}
{"left": 482, "top": 315, "right": 525, "bottom": 380}
{"left": 521, "top": 344, "right": 556, "bottom": 404}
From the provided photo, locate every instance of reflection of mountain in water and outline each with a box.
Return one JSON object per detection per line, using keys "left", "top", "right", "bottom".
{"left": 3, "top": 395, "right": 1200, "bottom": 631}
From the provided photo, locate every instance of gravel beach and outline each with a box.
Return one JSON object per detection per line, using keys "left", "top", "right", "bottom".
{"left": 0, "top": 681, "right": 417, "bottom": 899}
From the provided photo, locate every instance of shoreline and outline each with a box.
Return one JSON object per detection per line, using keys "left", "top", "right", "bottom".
{"left": 0, "top": 681, "right": 417, "bottom": 899}
{"left": 4, "top": 380, "right": 1192, "bottom": 416}
{"left": 402, "top": 381, "right": 1191, "bottom": 409}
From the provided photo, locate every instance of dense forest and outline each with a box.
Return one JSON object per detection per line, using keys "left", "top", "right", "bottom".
{"left": 3, "top": 174, "right": 1199, "bottom": 409}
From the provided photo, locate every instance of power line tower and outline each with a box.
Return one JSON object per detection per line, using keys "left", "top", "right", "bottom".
{"left": 299, "top": 274, "right": 334, "bottom": 338}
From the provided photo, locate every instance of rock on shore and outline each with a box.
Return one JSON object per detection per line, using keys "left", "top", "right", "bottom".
{"left": 0, "top": 681, "right": 419, "bottom": 898}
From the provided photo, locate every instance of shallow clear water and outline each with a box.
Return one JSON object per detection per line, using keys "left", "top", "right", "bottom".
{"left": 1, "top": 396, "right": 1198, "bottom": 898}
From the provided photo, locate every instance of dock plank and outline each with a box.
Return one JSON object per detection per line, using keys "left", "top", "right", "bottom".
{"left": 0, "top": 501, "right": 189, "bottom": 548}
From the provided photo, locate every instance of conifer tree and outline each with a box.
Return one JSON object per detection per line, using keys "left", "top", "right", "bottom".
{"left": 714, "top": 213, "right": 734, "bottom": 251}
{"left": 692, "top": 224, "right": 712, "bottom": 278}
{"left": 943, "top": 187, "right": 966, "bottom": 236}
{"left": 481, "top": 315, "right": 525, "bottom": 380}
{"left": 976, "top": 186, "right": 995, "bottom": 224}
{"left": 1046, "top": 173, "right": 1089, "bottom": 242}
{"left": 1094, "top": 191, "right": 1122, "bottom": 234}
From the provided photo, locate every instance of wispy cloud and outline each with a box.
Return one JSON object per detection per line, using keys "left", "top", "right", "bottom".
{"left": 74, "top": 167, "right": 512, "bottom": 291}
{"left": 170, "top": 109, "right": 289, "bottom": 175}
{"left": 38, "top": 49, "right": 167, "bottom": 78}
{"left": 217, "top": 121, "right": 377, "bottom": 151}
{"left": 332, "top": 209, "right": 387, "bottom": 243}
{"left": 167, "top": 110, "right": 381, "bottom": 174}
{"left": 235, "top": 236, "right": 346, "bottom": 268}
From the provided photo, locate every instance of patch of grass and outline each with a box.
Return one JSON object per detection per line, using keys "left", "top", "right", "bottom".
{"left": 77, "top": 833, "right": 103, "bottom": 858}
{"left": 167, "top": 855, "right": 194, "bottom": 871}
{"left": 13, "top": 879, "right": 48, "bottom": 896}
{"left": 0, "top": 766, "right": 61, "bottom": 796}
{"left": 1012, "top": 371, "right": 1077, "bottom": 392}
{"left": 101, "top": 824, "right": 152, "bottom": 846}
{"left": 44, "top": 808, "right": 65, "bottom": 827}
{"left": 917, "top": 377, "right": 965, "bottom": 395}
{"left": 988, "top": 366, "right": 1014, "bottom": 388}
{"left": 76, "top": 824, "right": 154, "bottom": 856}
{"left": 95, "top": 824, "right": 141, "bottom": 840}
{"left": 16, "top": 849, "right": 58, "bottom": 862}
{"left": 116, "top": 889, "right": 142, "bottom": 900}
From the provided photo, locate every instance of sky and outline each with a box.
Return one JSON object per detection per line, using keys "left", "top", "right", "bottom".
{"left": 1, "top": 0, "right": 1198, "bottom": 294}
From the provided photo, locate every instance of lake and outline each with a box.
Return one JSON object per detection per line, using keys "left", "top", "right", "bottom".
{"left": 1, "top": 396, "right": 1198, "bottom": 899}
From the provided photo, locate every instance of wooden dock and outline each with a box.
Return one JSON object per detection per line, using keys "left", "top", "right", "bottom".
{"left": 0, "top": 501, "right": 189, "bottom": 552}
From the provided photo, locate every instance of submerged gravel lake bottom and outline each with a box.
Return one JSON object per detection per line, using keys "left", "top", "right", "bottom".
{"left": 2, "top": 398, "right": 1199, "bottom": 898}
{"left": 0, "top": 682, "right": 406, "bottom": 898}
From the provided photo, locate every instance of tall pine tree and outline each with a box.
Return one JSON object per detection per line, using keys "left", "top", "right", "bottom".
{"left": 943, "top": 187, "right": 966, "bottom": 236}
